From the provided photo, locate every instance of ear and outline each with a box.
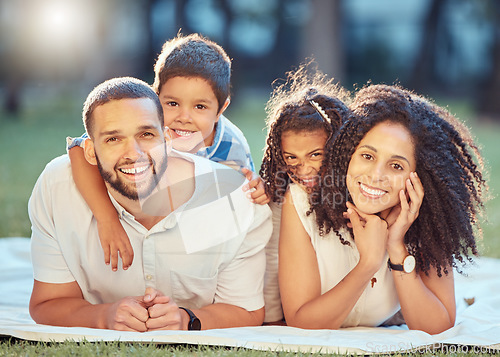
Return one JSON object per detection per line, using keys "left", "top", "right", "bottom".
{"left": 164, "top": 126, "right": 173, "bottom": 154}
{"left": 216, "top": 98, "right": 230, "bottom": 123}
{"left": 83, "top": 138, "right": 98, "bottom": 165}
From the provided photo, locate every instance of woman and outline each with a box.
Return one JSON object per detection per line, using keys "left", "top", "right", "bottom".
{"left": 279, "top": 84, "right": 487, "bottom": 334}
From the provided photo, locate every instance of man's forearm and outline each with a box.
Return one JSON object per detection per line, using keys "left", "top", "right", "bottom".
{"left": 193, "top": 304, "right": 264, "bottom": 329}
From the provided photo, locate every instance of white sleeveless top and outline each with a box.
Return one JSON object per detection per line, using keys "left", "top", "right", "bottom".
{"left": 290, "top": 184, "right": 401, "bottom": 327}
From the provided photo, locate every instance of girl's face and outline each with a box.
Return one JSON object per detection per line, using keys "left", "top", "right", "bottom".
{"left": 281, "top": 129, "right": 328, "bottom": 189}
{"left": 346, "top": 121, "right": 416, "bottom": 216}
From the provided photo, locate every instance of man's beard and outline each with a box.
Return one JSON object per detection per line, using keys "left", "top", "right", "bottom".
{"left": 95, "top": 152, "right": 168, "bottom": 201}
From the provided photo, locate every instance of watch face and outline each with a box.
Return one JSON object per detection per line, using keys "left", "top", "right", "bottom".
{"left": 403, "top": 255, "right": 416, "bottom": 273}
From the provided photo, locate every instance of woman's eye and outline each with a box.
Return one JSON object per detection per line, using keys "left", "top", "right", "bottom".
{"left": 392, "top": 163, "right": 404, "bottom": 170}
{"left": 361, "top": 153, "right": 373, "bottom": 160}
{"left": 311, "top": 152, "right": 323, "bottom": 159}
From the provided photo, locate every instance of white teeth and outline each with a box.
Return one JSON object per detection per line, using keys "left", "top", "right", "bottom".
{"left": 120, "top": 165, "right": 148, "bottom": 174}
{"left": 360, "top": 183, "right": 386, "bottom": 196}
{"left": 174, "top": 129, "right": 193, "bottom": 137}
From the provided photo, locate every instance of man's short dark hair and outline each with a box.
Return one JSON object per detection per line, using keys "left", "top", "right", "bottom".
{"left": 153, "top": 33, "right": 231, "bottom": 112}
{"left": 83, "top": 77, "right": 164, "bottom": 138}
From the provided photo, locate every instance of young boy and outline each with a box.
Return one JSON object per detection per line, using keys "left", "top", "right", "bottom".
{"left": 67, "top": 33, "right": 268, "bottom": 272}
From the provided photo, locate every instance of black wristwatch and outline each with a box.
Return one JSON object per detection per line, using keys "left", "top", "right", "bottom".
{"left": 179, "top": 307, "right": 201, "bottom": 330}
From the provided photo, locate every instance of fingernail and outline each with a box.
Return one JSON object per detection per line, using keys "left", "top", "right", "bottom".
{"left": 112, "top": 268, "right": 117, "bottom": 272}
{"left": 242, "top": 185, "right": 248, "bottom": 192}
{"left": 347, "top": 208, "right": 352, "bottom": 214}
{"left": 246, "top": 193, "right": 252, "bottom": 199}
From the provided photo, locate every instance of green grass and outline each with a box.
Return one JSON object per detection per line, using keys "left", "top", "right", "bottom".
{"left": 0, "top": 338, "right": 498, "bottom": 356}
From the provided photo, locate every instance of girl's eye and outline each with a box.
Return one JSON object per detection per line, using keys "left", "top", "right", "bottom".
{"left": 284, "top": 155, "right": 297, "bottom": 164}
{"left": 311, "top": 152, "right": 323, "bottom": 160}
{"left": 166, "top": 101, "right": 178, "bottom": 107}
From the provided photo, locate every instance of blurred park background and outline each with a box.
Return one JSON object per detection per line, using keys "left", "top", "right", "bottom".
{"left": 0, "top": 0, "right": 499, "bottom": 257}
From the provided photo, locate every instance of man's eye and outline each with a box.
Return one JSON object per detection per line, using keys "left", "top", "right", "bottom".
{"left": 106, "top": 137, "right": 117, "bottom": 143}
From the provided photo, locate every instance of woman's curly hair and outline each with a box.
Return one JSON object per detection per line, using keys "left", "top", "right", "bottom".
{"left": 260, "top": 63, "right": 352, "bottom": 203}
{"left": 311, "top": 84, "right": 488, "bottom": 276}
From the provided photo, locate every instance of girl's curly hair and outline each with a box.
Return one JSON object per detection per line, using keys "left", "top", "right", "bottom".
{"left": 260, "top": 62, "right": 352, "bottom": 203}
{"left": 311, "top": 84, "right": 488, "bottom": 276}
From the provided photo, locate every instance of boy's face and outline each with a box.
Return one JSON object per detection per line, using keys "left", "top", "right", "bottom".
{"left": 158, "top": 76, "right": 225, "bottom": 153}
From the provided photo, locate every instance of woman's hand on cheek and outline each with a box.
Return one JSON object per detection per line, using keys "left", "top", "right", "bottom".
{"left": 386, "top": 172, "right": 424, "bottom": 252}
{"left": 345, "top": 202, "right": 388, "bottom": 273}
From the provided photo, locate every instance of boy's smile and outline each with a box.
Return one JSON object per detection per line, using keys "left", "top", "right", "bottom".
{"left": 158, "top": 76, "right": 225, "bottom": 153}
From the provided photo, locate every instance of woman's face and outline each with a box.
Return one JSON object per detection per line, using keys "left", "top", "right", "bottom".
{"left": 346, "top": 121, "right": 416, "bottom": 216}
{"left": 281, "top": 129, "right": 328, "bottom": 189}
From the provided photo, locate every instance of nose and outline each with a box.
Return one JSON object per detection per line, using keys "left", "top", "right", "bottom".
{"left": 294, "top": 161, "right": 314, "bottom": 176}
{"left": 369, "top": 162, "right": 388, "bottom": 182}
{"left": 123, "top": 139, "right": 143, "bottom": 160}
{"left": 175, "top": 107, "right": 193, "bottom": 124}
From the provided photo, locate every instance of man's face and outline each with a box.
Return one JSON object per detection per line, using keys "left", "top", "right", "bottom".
{"left": 85, "top": 98, "right": 168, "bottom": 201}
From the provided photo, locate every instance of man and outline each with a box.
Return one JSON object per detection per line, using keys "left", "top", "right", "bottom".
{"left": 28, "top": 77, "right": 272, "bottom": 331}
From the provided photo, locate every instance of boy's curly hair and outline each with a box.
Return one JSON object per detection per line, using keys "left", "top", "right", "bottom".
{"left": 312, "top": 84, "right": 488, "bottom": 276}
{"left": 152, "top": 33, "right": 231, "bottom": 112}
{"left": 260, "top": 63, "right": 352, "bottom": 203}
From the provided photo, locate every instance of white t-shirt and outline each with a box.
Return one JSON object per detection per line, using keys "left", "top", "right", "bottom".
{"left": 29, "top": 153, "right": 272, "bottom": 312}
{"left": 289, "top": 184, "right": 400, "bottom": 327}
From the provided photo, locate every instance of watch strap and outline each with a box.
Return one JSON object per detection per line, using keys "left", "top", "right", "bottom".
{"left": 179, "top": 307, "right": 201, "bottom": 330}
{"left": 387, "top": 258, "right": 404, "bottom": 271}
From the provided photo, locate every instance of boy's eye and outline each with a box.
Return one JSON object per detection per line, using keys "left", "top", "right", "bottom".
{"left": 195, "top": 104, "right": 207, "bottom": 110}
{"left": 166, "top": 101, "right": 178, "bottom": 107}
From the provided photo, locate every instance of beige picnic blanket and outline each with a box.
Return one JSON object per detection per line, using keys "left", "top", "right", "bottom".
{"left": 1, "top": 237, "right": 499, "bottom": 354}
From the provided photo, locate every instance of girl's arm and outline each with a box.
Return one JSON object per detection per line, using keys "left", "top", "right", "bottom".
{"left": 385, "top": 172, "right": 455, "bottom": 334}
{"left": 278, "top": 190, "right": 387, "bottom": 329}
{"left": 68, "top": 146, "right": 134, "bottom": 271}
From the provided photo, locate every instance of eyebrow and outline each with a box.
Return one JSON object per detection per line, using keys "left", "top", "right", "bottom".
{"left": 160, "top": 94, "right": 212, "bottom": 104}
{"left": 99, "top": 125, "right": 159, "bottom": 137}
{"left": 358, "top": 144, "right": 411, "bottom": 165}
{"left": 283, "top": 148, "right": 324, "bottom": 156}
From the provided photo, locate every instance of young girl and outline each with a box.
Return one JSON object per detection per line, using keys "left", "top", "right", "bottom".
{"left": 259, "top": 64, "right": 352, "bottom": 323}
{"left": 279, "top": 84, "right": 487, "bottom": 334}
